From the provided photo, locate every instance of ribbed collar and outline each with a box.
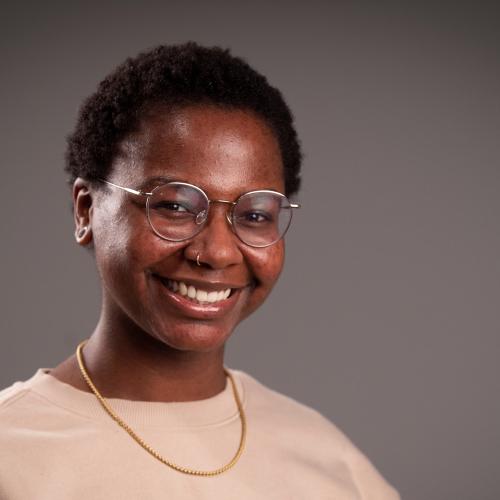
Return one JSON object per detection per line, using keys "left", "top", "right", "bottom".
{"left": 25, "top": 368, "right": 246, "bottom": 429}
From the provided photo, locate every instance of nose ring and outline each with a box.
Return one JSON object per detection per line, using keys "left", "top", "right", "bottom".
{"left": 196, "top": 253, "right": 202, "bottom": 267}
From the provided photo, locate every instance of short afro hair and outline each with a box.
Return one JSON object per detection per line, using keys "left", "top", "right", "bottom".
{"left": 65, "top": 42, "right": 302, "bottom": 196}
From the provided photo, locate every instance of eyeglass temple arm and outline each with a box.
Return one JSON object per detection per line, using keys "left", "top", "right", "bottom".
{"left": 99, "top": 179, "right": 153, "bottom": 197}
{"left": 100, "top": 178, "right": 301, "bottom": 207}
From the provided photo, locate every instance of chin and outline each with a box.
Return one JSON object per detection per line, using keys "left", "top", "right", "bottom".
{"left": 152, "top": 322, "right": 233, "bottom": 353}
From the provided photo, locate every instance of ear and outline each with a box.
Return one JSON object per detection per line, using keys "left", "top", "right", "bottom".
{"left": 73, "top": 177, "right": 94, "bottom": 246}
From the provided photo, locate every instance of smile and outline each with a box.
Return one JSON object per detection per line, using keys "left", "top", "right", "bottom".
{"left": 163, "top": 279, "right": 232, "bottom": 305}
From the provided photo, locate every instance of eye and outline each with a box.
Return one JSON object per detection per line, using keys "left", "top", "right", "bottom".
{"left": 237, "top": 211, "right": 273, "bottom": 225}
{"left": 156, "top": 201, "right": 188, "bottom": 212}
{"left": 150, "top": 200, "right": 194, "bottom": 218}
{"left": 247, "top": 212, "right": 268, "bottom": 222}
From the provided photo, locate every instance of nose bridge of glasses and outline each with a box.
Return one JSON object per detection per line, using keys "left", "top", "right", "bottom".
{"left": 204, "top": 199, "right": 236, "bottom": 226}
{"left": 193, "top": 199, "right": 234, "bottom": 226}
{"left": 191, "top": 199, "right": 237, "bottom": 251}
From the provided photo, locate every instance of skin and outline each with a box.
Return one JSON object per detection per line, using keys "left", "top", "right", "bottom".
{"left": 51, "top": 104, "right": 286, "bottom": 402}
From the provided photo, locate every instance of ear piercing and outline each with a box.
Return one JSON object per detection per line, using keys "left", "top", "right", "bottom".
{"left": 76, "top": 226, "right": 88, "bottom": 239}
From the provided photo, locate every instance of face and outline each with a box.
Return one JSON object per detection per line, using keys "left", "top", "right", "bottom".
{"left": 76, "top": 105, "right": 286, "bottom": 353}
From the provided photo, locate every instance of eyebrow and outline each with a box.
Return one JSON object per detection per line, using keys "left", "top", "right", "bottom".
{"left": 138, "top": 175, "right": 176, "bottom": 191}
{"left": 136, "top": 176, "right": 288, "bottom": 199}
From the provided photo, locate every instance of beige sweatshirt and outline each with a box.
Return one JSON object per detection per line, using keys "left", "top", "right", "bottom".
{"left": 0, "top": 369, "right": 399, "bottom": 500}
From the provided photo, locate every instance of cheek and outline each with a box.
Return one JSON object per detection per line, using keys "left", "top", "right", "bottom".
{"left": 249, "top": 242, "right": 285, "bottom": 291}
{"left": 92, "top": 203, "right": 149, "bottom": 287}
{"left": 240, "top": 243, "right": 284, "bottom": 320}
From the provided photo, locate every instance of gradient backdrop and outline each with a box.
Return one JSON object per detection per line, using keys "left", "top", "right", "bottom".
{"left": 1, "top": 2, "right": 499, "bottom": 499}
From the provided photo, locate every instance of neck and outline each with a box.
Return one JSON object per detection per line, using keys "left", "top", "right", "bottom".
{"left": 53, "top": 315, "right": 227, "bottom": 403}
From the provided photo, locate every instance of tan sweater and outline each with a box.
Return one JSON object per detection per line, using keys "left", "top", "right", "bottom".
{"left": 0, "top": 369, "right": 399, "bottom": 499}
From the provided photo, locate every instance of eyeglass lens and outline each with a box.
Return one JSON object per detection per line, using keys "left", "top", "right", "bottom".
{"left": 146, "top": 183, "right": 293, "bottom": 247}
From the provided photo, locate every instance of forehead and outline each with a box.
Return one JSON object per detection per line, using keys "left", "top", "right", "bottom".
{"left": 112, "top": 104, "right": 285, "bottom": 197}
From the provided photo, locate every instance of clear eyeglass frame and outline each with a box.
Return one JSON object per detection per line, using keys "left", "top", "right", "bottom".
{"left": 98, "top": 178, "right": 301, "bottom": 248}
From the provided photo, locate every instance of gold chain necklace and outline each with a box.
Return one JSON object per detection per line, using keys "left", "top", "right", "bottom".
{"left": 76, "top": 340, "right": 246, "bottom": 476}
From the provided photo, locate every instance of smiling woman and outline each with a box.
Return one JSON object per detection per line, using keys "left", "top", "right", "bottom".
{"left": 76, "top": 105, "right": 287, "bottom": 357}
{"left": 0, "top": 43, "right": 399, "bottom": 499}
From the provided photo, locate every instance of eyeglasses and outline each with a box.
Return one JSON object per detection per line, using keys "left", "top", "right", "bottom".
{"left": 99, "top": 179, "right": 300, "bottom": 248}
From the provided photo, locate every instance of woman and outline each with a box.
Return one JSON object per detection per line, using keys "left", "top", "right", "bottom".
{"left": 0, "top": 43, "right": 399, "bottom": 499}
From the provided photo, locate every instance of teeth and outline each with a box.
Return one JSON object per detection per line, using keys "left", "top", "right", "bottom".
{"left": 166, "top": 279, "right": 232, "bottom": 304}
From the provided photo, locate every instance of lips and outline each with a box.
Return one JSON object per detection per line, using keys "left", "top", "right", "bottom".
{"left": 162, "top": 278, "right": 232, "bottom": 305}
{"left": 151, "top": 273, "right": 249, "bottom": 319}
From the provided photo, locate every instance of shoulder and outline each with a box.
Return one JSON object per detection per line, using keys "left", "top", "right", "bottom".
{"left": 0, "top": 370, "right": 64, "bottom": 429}
{"left": 233, "top": 369, "right": 400, "bottom": 500}
{"left": 0, "top": 377, "right": 34, "bottom": 414}
{"left": 235, "top": 369, "right": 350, "bottom": 441}
{"left": 0, "top": 374, "right": 44, "bottom": 449}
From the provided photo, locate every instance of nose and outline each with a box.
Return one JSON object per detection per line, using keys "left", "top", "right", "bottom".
{"left": 187, "top": 203, "right": 243, "bottom": 269}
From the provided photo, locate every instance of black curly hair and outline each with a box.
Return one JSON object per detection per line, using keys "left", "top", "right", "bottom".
{"left": 65, "top": 42, "right": 302, "bottom": 196}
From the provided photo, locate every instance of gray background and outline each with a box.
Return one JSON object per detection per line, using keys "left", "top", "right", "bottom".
{"left": 1, "top": 1, "right": 499, "bottom": 499}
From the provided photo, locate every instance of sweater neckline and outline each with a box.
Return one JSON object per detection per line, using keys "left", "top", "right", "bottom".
{"left": 25, "top": 368, "right": 245, "bottom": 429}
